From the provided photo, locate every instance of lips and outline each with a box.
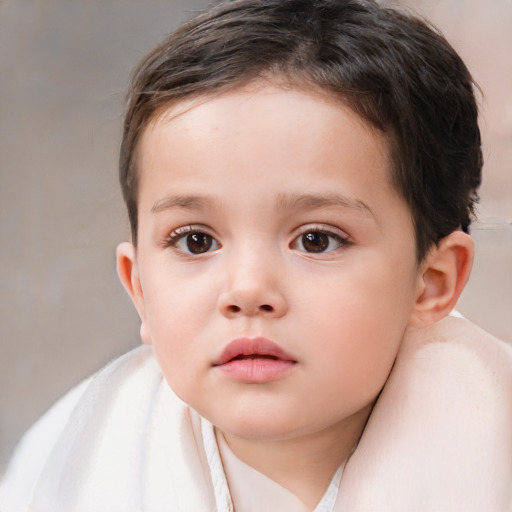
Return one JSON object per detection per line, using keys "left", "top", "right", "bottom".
{"left": 213, "top": 337, "right": 296, "bottom": 366}
{"left": 213, "top": 337, "right": 297, "bottom": 383}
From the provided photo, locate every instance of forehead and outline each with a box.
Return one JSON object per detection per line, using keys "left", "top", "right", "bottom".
{"left": 135, "top": 83, "right": 415, "bottom": 260}
{"left": 135, "top": 83, "right": 412, "bottom": 227}
{"left": 137, "top": 82, "right": 393, "bottom": 188}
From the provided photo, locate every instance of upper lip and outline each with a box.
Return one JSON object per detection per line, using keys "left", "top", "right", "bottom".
{"left": 213, "top": 337, "right": 297, "bottom": 366}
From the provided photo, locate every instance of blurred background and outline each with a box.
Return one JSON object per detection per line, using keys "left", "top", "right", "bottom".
{"left": 1, "top": 0, "right": 510, "bottom": 476}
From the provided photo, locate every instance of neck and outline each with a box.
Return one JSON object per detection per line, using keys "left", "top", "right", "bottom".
{"left": 221, "top": 403, "right": 372, "bottom": 509}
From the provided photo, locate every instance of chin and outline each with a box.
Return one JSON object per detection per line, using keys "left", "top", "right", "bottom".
{"left": 211, "top": 409, "right": 304, "bottom": 442}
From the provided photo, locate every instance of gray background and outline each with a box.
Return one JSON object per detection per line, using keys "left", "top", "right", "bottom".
{"left": 1, "top": 0, "right": 511, "bottom": 475}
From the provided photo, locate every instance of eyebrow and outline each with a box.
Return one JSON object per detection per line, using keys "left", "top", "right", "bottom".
{"left": 151, "top": 192, "right": 375, "bottom": 218}
{"left": 151, "top": 195, "right": 216, "bottom": 214}
{"left": 276, "top": 192, "right": 375, "bottom": 218}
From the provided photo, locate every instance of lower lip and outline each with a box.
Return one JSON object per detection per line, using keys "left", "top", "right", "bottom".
{"left": 216, "top": 357, "right": 296, "bottom": 383}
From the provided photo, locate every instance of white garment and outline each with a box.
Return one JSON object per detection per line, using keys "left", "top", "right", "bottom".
{"left": 0, "top": 346, "right": 346, "bottom": 512}
{"left": 1, "top": 317, "right": 512, "bottom": 511}
{"left": 216, "top": 430, "right": 347, "bottom": 512}
{"left": 1, "top": 347, "right": 220, "bottom": 512}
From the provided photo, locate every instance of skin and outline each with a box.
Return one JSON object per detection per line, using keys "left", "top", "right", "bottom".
{"left": 117, "top": 82, "right": 474, "bottom": 508}
{"left": 338, "top": 316, "right": 512, "bottom": 510}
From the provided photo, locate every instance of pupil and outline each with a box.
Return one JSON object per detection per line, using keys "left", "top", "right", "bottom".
{"left": 187, "top": 233, "right": 212, "bottom": 253}
{"left": 303, "top": 232, "right": 329, "bottom": 252}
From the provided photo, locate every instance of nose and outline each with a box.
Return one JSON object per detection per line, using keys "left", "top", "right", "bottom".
{"left": 217, "top": 251, "right": 288, "bottom": 319}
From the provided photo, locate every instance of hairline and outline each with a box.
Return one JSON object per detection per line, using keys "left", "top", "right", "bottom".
{"left": 129, "top": 74, "right": 402, "bottom": 241}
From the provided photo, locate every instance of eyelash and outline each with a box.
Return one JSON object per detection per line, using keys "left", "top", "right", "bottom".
{"left": 290, "top": 224, "right": 351, "bottom": 254}
{"left": 163, "top": 225, "right": 221, "bottom": 256}
{"left": 163, "top": 224, "right": 351, "bottom": 256}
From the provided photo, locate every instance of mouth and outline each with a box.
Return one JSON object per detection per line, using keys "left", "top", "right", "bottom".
{"left": 213, "top": 337, "right": 297, "bottom": 366}
{"left": 212, "top": 337, "right": 297, "bottom": 383}
{"left": 230, "top": 354, "right": 280, "bottom": 361}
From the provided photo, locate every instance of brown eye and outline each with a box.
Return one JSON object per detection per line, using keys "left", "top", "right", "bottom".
{"left": 301, "top": 232, "right": 330, "bottom": 252}
{"left": 292, "top": 229, "right": 348, "bottom": 254}
{"left": 186, "top": 233, "right": 214, "bottom": 254}
{"left": 167, "top": 228, "right": 220, "bottom": 255}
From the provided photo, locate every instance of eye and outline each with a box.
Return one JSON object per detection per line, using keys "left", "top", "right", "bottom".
{"left": 291, "top": 228, "right": 349, "bottom": 254}
{"left": 166, "top": 227, "right": 220, "bottom": 255}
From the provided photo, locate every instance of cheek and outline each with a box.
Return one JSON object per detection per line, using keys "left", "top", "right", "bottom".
{"left": 143, "top": 273, "right": 217, "bottom": 362}
{"left": 145, "top": 286, "right": 211, "bottom": 403}
{"left": 304, "top": 258, "right": 416, "bottom": 379}
{"left": 311, "top": 313, "right": 404, "bottom": 419}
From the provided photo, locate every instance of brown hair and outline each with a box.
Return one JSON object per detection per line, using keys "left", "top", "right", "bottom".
{"left": 119, "top": 0, "right": 482, "bottom": 260}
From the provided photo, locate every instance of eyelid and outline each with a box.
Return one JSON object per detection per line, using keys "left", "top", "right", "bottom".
{"left": 291, "top": 223, "right": 350, "bottom": 241}
{"left": 163, "top": 224, "right": 220, "bottom": 250}
{"left": 290, "top": 223, "right": 352, "bottom": 254}
{"left": 167, "top": 223, "right": 212, "bottom": 235}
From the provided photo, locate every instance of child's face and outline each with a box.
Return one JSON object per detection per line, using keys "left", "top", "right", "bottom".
{"left": 126, "top": 83, "right": 423, "bottom": 442}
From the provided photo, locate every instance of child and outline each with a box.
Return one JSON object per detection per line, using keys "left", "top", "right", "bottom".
{"left": 2, "top": 0, "right": 511, "bottom": 510}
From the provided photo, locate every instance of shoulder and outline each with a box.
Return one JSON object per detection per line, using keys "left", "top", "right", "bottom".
{"left": 0, "top": 345, "right": 157, "bottom": 512}
{"left": 0, "top": 377, "right": 91, "bottom": 511}
{"left": 392, "top": 316, "right": 512, "bottom": 443}
{"left": 341, "top": 317, "right": 512, "bottom": 510}
{"left": 396, "top": 316, "right": 512, "bottom": 416}
{"left": 397, "top": 315, "right": 512, "bottom": 387}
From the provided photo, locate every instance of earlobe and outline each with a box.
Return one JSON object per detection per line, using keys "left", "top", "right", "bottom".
{"left": 116, "top": 242, "right": 152, "bottom": 345}
{"left": 410, "top": 231, "right": 474, "bottom": 328}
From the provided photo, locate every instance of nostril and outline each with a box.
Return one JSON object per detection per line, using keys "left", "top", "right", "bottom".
{"left": 222, "top": 302, "right": 277, "bottom": 315}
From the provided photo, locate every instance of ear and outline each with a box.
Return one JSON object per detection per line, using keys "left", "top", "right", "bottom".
{"left": 116, "top": 242, "right": 152, "bottom": 345}
{"left": 409, "top": 231, "right": 474, "bottom": 328}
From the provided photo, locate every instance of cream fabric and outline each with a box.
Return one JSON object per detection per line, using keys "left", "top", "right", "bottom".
{"left": 216, "top": 431, "right": 347, "bottom": 512}
{"left": 1, "top": 317, "right": 511, "bottom": 511}
{"left": 1, "top": 347, "right": 221, "bottom": 512}
{"left": 216, "top": 431, "right": 309, "bottom": 512}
